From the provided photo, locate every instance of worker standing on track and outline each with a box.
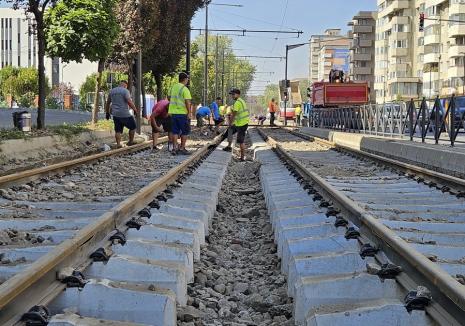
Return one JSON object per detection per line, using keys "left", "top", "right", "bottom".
{"left": 223, "top": 88, "right": 249, "bottom": 161}
{"left": 168, "top": 72, "right": 192, "bottom": 156}
{"left": 269, "top": 98, "right": 278, "bottom": 126}
{"left": 295, "top": 104, "right": 302, "bottom": 126}
{"left": 210, "top": 97, "right": 224, "bottom": 134}
{"left": 150, "top": 98, "right": 172, "bottom": 152}
{"left": 104, "top": 80, "right": 139, "bottom": 148}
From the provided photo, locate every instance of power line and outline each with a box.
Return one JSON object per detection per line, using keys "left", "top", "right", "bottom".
{"left": 191, "top": 28, "right": 303, "bottom": 36}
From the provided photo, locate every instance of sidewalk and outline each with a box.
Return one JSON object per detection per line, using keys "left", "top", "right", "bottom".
{"left": 298, "top": 127, "right": 465, "bottom": 179}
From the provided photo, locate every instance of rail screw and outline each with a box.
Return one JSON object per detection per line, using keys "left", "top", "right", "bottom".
{"left": 404, "top": 286, "right": 432, "bottom": 312}
{"left": 359, "top": 243, "right": 379, "bottom": 259}
{"left": 344, "top": 227, "right": 360, "bottom": 240}
{"left": 21, "top": 305, "right": 50, "bottom": 326}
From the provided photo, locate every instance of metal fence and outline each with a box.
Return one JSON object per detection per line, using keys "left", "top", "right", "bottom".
{"left": 309, "top": 95, "right": 465, "bottom": 146}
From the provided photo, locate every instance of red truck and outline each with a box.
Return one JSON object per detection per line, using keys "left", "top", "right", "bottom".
{"left": 312, "top": 82, "right": 369, "bottom": 107}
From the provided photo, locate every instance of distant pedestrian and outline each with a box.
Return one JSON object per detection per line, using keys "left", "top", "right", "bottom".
{"left": 295, "top": 105, "right": 302, "bottom": 126}
{"left": 210, "top": 97, "right": 224, "bottom": 134}
{"left": 168, "top": 72, "right": 192, "bottom": 155}
{"left": 258, "top": 115, "right": 266, "bottom": 125}
{"left": 196, "top": 105, "right": 211, "bottom": 131}
{"left": 150, "top": 99, "right": 173, "bottom": 152}
{"left": 223, "top": 88, "right": 249, "bottom": 161}
{"left": 104, "top": 80, "right": 139, "bottom": 148}
{"left": 269, "top": 98, "right": 278, "bottom": 126}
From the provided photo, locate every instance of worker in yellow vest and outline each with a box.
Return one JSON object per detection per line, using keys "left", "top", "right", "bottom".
{"left": 223, "top": 88, "right": 249, "bottom": 161}
{"left": 168, "top": 72, "right": 192, "bottom": 156}
{"left": 295, "top": 105, "right": 302, "bottom": 126}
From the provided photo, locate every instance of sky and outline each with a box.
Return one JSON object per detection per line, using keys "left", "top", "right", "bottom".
{"left": 191, "top": 0, "right": 376, "bottom": 95}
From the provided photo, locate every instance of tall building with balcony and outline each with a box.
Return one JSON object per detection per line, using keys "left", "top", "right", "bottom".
{"left": 445, "top": 0, "right": 465, "bottom": 96}
{"left": 375, "top": 0, "right": 423, "bottom": 104}
{"left": 309, "top": 29, "right": 351, "bottom": 84}
{"left": 309, "top": 29, "right": 348, "bottom": 83}
{"left": 348, "top": 11, "right": 377, "bottom": 103}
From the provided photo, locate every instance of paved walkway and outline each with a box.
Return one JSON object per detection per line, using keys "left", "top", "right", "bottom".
{"left": 0, "top": 108, "right": 104, "bottom": 129}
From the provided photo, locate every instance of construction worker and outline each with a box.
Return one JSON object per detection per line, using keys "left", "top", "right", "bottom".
{"left": 150, "top": 98, "right": 172, "bottom": 152}
{"left": 295, "top": 104, "right": 302, "bottom": 126}
{"left": 104, "top": 80, "right": 139, "bottom": 148}
{"left": 223, "top": 88, "right": 249, "bottom": 161}
{"left": 269, "top": 98, "right": 278, "bottom": 126}
{"left": 210, "top": 97, "right": 224, "bottom": 134}
{"left": 168, "top": 72, "right": 192, "bottom": 155}
{"left": 196, "top": 105, "right": 211, "bottom": 133}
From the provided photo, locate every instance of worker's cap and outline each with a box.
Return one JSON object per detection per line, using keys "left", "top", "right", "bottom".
{"left": 228, "top": 88, "right": 241, "bottom": 95}
{"left": 179, "top": 72, "right": 190, "bottom": 80}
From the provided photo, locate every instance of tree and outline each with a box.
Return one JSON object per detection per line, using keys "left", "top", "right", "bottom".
{"left": 142, "top": 0, "right": 205, "bottom": 100}
{"left": 258, "top": 84, "right": 279, "bottom": 109}
{"left": 45, "top": 0, "right": 119, "bottom": 123}
{"left": 7, "top": 0, "right": 53, "bottom": 128}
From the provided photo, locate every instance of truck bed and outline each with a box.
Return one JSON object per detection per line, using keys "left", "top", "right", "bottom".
{"left": 312, "top": 82, "right": 368, "bottom": 107}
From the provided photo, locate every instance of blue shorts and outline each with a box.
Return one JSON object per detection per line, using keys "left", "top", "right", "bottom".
{"left": 171, "top": 114, "right": 190, "bottom": 136}
{"left": 113, "top": 116, "right": 136, "bottom": 133}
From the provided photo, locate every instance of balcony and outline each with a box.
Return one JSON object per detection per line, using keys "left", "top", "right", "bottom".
{"left": 359, "top": 39, "right": 373, "bottom": 47}
{"left": 352, "top": 53, "right": 372, "bottom": 61}
{"left": 422, "top": 71, "right": 439, "bottom": 82}
{"left": 353, "top": 66, "right": 372, "bottom": 75}
{"left": 449, "top": 25, "right": 465, "bottom": 38}
{"left": 449, "top": 45, "right": 465, "bottom": 58}
{"left": 450, "top": 3, "right": 465, "bottom": 15}
{"left": 391, "top": 48, "right": 408, "bottom": 57}
{"left": 378, "top": 1, "right": 410, "bottom": 18}
{"left": 424, "top": 53, "right": 440, "bottom": 64}
{"left": 424, "top": 34, "right": 441, "bottom": 45}
{"left": 353, "top": 25, "right": 373, "bottom": 34}
{"left": 389, "top": 63, "right": 410, "bottom": 73}
{"left": 448, "top": 66, "right": 465, "bottom": 78}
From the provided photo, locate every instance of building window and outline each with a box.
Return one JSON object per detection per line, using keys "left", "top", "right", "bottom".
{"left": 418, "top": 37, "right": 424, "bottom": 46}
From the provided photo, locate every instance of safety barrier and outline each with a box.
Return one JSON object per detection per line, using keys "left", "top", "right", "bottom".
{"left": 309, "top": 95, "right": 465, "bottom": 146}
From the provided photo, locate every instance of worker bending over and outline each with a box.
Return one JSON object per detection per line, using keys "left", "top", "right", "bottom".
{"left": 150, "top": 99, "right": 172, "bottom": 152}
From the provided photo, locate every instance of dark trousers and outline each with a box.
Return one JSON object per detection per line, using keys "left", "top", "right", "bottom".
{"left": 270, "top": 112, "right": 275, "bottom": 125}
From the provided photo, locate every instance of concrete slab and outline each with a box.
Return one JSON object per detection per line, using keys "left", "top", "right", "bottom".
{"left": 294, "top": 273, "right": 401, "bottom": 325}
{"left": 113, "top": 239, "right": 194, "bottom": 282}
{"left": 281, "top": 235, "right": 359, "bottom": 274}
{"left": 0, "top": 218, "right": 92, "bottom": 231}
{"left": 85, "top": 255, "right": 187, "bottom": 305}
{"left": 149, "top": 213, "right": 206, "bottom": 241}
{"left": 49, "top": 313, "right": 148, "bottom": 325}
{"left": 48, "top": 279, "right": 176, "bottom": 326}
{"left": 126, "top": 225, "right": 200, "bottom": 261}
{"left": 306, "top": 302, "right": 434, "bottom": 326}
{"left": 287, "top": 252, "right": 373, "bottom": 297}
{"left": 156, "top": 205, "right": 210, "bottom": 229}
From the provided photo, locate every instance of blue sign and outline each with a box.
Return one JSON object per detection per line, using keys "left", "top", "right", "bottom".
{"left": 332, "top": 49, "right": 350, "bottom": 74}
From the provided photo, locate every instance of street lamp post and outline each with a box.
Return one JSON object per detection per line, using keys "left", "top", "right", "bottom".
{"left": 284, "top": 43, "right": 307, "bottom": 126}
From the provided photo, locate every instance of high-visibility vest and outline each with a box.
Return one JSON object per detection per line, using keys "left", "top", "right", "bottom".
{"left": 233, "top": 98, "right": 249, "bottom": 127}
{"left": 168, "top": 83, "right": 191, "bottom": 115}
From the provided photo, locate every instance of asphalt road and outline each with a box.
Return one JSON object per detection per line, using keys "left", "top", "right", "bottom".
{"left": 0, "top": 109, "right": 103, "bottom": 129}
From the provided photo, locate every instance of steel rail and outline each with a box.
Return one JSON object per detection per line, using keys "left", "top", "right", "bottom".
{"left": 257, "top": 128, "right": 465, "bottom": 325}
{"left": 0, "top": 137, "right": 167, "bottom": 189}
{"left": 0, "top": 134, "right": 223, "bottom": 325}
{"left": 288, "top": 128, "right": 465, "bottom": 194}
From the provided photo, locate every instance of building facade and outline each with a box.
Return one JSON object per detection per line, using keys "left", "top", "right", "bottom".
{"left": 374, "top": 0, "right": 465, "bottom": 104}
{"left": 309, "top": 29, "right": 351, "bottom": 84}
{"left": 0, "top": 8, "right": 97, "bottom": 92}
{"left": 348, "top": 11, "right": 377, "bottom": 102}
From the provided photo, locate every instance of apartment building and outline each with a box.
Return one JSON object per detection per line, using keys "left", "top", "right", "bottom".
{"left": 0, "top": 8, "right": 96, "bottom": 91}
{"left": 348, "top": 11, "right": 377, "bottom": 102}
{"left": 309, "top": 29, "right": 351, "bottom": 84}
{"left": 374, "top": 0, "right": 465, "bottom": 104}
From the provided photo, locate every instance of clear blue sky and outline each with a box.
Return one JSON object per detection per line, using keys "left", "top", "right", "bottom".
{"left": 192, "top": 0, "right": 376, "bottom": 95}
{"left": 1, "top": 0, "right": 377, "bottom": 95}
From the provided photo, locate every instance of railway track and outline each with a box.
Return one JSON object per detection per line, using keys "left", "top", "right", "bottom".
{"left": 256, "top": 127, "right": 465, "bottom": 325}
{"left": 0, "top": 133, "right": 218, "bottom": 325}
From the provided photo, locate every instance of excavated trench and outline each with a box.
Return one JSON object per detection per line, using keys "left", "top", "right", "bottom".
{"left": 177, "top": 138, "right": 294, "bottom": 326}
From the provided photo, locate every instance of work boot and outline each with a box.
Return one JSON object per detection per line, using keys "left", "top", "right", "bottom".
{"left": 223, "top": 146, "right": 232, "bottom": 152}
{"left": 178, "top": 149, "right": 190, "bottom": 155}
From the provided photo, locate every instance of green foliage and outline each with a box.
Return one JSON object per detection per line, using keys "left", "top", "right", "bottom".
{"left": 45, "top": 0, "right": 119, "bottom": 63}
{"left": 79, "top": 70, "right": 127, "bottom": 102}
{"left": 258, "top": 84, "right": 280, "bottom": 109}
{"left": 0, "top": 66, "right": 50, "bottom": 107}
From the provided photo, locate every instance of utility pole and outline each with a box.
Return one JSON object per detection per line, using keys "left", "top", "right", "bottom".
{"left": 135, "top": 51, "right": 142, "bottom": 134}
{"left": 215, "top": 35, "right": 219, "bottom": 100}
{"left": 285, "top": 46, "right": 289, "bottom": 126}
{"left": 221, "top": 48, "right": 225, "bottom": 100}
{"left": 203, "top": 0, "right": 208, "bottom": 105}
{"left": 186, "top": 27, "right": 191, "bottom": 88}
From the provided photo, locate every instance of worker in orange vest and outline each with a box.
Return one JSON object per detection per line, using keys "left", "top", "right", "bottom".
{"left": 268, "top": 98, "right": 278, "bottom": 126}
